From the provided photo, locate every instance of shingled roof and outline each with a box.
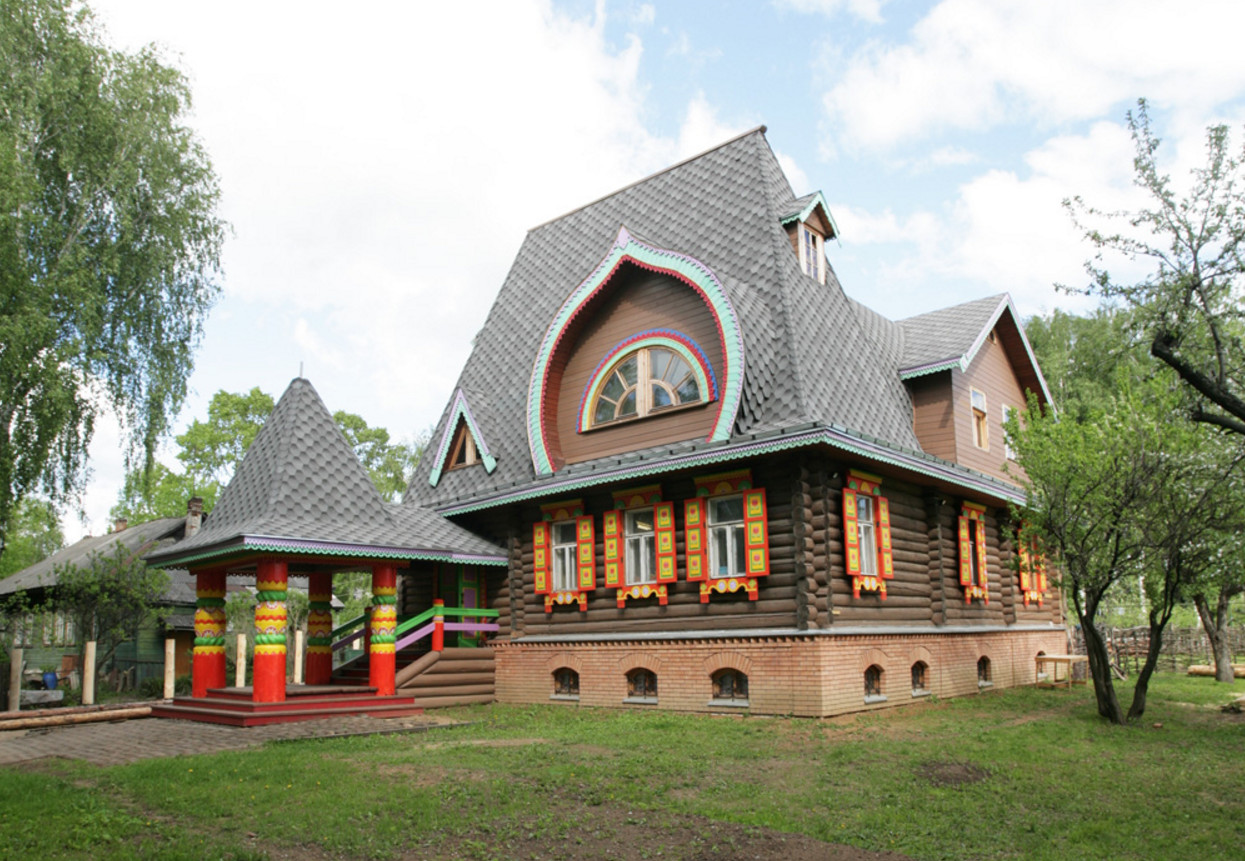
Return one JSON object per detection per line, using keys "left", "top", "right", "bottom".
{"left": 406, "top": 127, "right": 1045, "bottom": 513}
{"left": 146, "top": 378, "right": 505, "bottom": 569}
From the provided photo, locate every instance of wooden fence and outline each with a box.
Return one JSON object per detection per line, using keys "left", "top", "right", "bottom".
{"left": 1070, "top": 625, "right": 1244, "bottom": 677}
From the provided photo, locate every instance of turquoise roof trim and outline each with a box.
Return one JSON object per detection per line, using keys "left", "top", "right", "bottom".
{"left": 779, "top": 190, "right": 840, "bottom": 239}
{"left": 526, "top": 226, "right": 745, "bottom": 475}
{"left": 428, "top": 389, "right": 499, "bottom": 487}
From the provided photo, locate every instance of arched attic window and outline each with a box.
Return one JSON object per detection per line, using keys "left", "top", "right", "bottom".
{"left": 579, "top": 332, "right": 718, "bottom": 431}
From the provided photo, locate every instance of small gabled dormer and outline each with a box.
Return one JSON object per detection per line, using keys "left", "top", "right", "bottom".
{"left": 780, "top": 191, "right": 839, "bottom": 285}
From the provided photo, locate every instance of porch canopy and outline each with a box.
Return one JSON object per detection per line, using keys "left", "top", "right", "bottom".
{"left": 145, "top": 378, "right": 506, "bottom": 702}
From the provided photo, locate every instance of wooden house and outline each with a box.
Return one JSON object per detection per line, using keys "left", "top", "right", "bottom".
{"left": 146, "top": 127, "right": 1063, "bottom": 723}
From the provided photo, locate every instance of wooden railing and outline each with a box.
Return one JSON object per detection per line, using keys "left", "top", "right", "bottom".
{"left": 330, "top": 600, "right": 500, "bottom": 655}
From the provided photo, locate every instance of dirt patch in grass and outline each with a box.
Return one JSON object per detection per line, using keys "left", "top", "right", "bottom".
{"left": 419, "top": 737, "right": 551, "bottom": 750}
{"left": 916, "top": 760, "right": 990, "bottom": 787}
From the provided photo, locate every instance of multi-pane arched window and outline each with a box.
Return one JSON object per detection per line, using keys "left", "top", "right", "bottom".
{"left": 591, "top": 346, "right": 703, "bottom": 426}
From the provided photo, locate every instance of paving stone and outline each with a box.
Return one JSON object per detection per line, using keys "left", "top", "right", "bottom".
{"left": 0, "top": 713, "right": 459, "bottom": 767}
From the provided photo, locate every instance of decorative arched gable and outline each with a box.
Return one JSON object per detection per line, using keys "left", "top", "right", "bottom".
{"left": 527, "top": 227, "right": 745, "bottom": 475}
{"left": 427, "top": 389, "right": 498, "bottom": 487}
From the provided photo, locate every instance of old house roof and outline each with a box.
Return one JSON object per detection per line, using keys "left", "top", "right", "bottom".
{"left": 0, "top": 517, "right": 186, "bottom": 598}
{"left": 407, "top": 127, "right": 1036, "bottom": 514}
{"left": 145, "top": 377, "right": 505, "bottom": 569}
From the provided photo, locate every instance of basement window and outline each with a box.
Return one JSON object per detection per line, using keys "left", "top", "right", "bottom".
{"left": 709, "top": 668, "right": 749, "bottom": 707}
{"left": 552, "top": 667, "right": 580, "bottom": 701}
{"left": 864, "top": 664, "right": 887, "bottom": 703}
{"left": 911, "top": 661, "right": 930, "bottom": 698}
{"left": 624, "top": 668, "right": 658, "bottom": 704}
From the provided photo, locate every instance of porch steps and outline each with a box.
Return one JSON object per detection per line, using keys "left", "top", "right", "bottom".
{"left": 150, "top": 685, "right": 423, "bottom": 727}
{"left": 333, "top": 647, "right": 495, "bottom": 708}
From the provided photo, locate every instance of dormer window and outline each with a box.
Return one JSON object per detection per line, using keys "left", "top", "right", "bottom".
{"left": 582, "top": 336, "right": 716, "bottom": 431}
{"left": 799, "top": 223, "right": 825, "bottom": 284}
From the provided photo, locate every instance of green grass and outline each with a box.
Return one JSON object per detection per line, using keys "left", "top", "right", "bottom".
{"left": 2, "top": 674, "right": 1243, "bottom": 860}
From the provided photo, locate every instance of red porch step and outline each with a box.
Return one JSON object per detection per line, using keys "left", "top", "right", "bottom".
{"left": 151, "top": 684, "right": 422, "bottom": 727}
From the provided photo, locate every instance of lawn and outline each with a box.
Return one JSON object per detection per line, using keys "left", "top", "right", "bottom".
{"left": 2, "top": 674, "right": 1242, "bottom": 860}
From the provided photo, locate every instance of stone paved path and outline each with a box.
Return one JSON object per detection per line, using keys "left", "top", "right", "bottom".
{"left": 0, "top": 712, "right": 460, "bottom": 767}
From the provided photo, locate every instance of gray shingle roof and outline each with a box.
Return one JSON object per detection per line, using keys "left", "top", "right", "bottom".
{"left": 407, "top": 127, "right": 941, "bottom": 509}
{"left": 897, "top": 294, "right": 1009, "bottom": 377}
{"left": 0, "top": 517, "right": 186, "bottom": 597}
{"left": 146, "top": 378, "right": 504, "bottom": 567}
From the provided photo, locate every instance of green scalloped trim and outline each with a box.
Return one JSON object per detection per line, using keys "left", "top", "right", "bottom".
{"left": 307, "top": 636, "right": 332, "bottom": 647}
{"left": 527, "top": 227, "right": 746, "bottom": 475}
{"left": 255, "top": 634, "right": 287, "bottom": 646}
{"left": 195, "top": 597, "right": 226, "bottom": 608}
{"left": 309, "top": 601, "right": 333, "bottom": 612}
{"left": 255, "top": 590, "right": 287, "bottom": 602}
{"left": 370, "top": 633, "right": 396, "bottom": 645}
{"left": 148, "top": 541, "right": 508, "bottom": 569}
{"left": 194, "top": 636, "right": 226, "bottom": 647}
{"left": 370, "top": 594, "right": 398, "bottom": 605}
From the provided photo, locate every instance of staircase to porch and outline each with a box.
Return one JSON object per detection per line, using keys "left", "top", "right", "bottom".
{"left": 332, "top": 647, "right": 495, "bottom": 708}
{"left": 150, "top": 685, "right": 423, "bottom": 727}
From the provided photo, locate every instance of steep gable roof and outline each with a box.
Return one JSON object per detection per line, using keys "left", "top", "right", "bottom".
{"left": 147, "top": 378, "right": 504, "bottom": 568}
{"left": 899, "top": 294, "right": 1054, "bottom": 405}
{"left": 406, "top": 128, "right": 1037, "bottom": 512}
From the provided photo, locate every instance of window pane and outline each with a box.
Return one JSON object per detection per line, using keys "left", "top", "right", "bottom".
{"left": 619, "top": 355, "right": 638, "bottom": 386}
{"left": 593, "top": 398, "right": 615, "bottom": 424}
{"left": 618, "top": 390, "right": 637, "bottom": 418}
{"left": 601, "top": 372, "right": 625, "bottom": 402}
{"left": 651, "top": 383, "right": 673, "bottom": 408}
{"left": 675, "top": 375, "right": 700, "bottom": 403}
{"left": 710, "top": 496, "right": 744, "bottom": 523}
{"left": 553, "top": 522, "right": 577, "bottom": 544}
{"left": 650, "top": 348, "right": 670, "bottom": 381}
{"left": 666, "top": 353, "right": 691, "bottom": 382}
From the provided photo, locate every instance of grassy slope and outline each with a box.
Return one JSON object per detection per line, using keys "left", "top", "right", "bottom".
{"left": 2, "top": 674, "right": 1242, "bottom": 860}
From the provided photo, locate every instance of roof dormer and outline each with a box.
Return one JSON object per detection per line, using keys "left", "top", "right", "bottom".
{"left": 780, "top": 191, "right": 838, "bottom": 285}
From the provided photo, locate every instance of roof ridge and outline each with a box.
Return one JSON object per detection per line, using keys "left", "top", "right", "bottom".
{"left": 528, "top": 125, "right": 769, "bottom": 232}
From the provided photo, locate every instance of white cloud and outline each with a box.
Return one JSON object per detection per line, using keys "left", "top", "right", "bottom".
{"left": 836, "top": 121, "right": 1143, "bottom": 317}
{"left": 823, "top": 0, "right": 1245, "bottom": 151}
{"left": 775, "top": 0, "right": 886, "bottom": 24}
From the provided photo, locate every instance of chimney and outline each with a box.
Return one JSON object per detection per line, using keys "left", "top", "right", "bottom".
{"left": 113, "top": 518, "right": 127, "bottom": 533}
{"left": 185, "top": 497, "right": 204, "bottom": 538}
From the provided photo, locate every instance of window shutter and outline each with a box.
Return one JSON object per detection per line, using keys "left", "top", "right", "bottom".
{"left": 576, "top": 515, "right": 596, "bottom": 592}
{"left": 976, "top": 523, "right": 989, "bottom": 591}
{"left": 877, "top": 496, "right": 894, "bottom": 580}
{"left": 684, "top": 498, "right": 708, "bottom": 582}
{"left": 533, "top": 522, "right": 551, "bottom": 595}
{"left": 958, "top": 516, "right": 973, "bottom": 586}
{"left": 655, "top": 501, "right": 677, "bottom": 583}
{"left": 603, "top": 510, "right": 623, "bottom": 588}
{"left": 743, "top": 488, "right": 770, "bottom": 577}
{"left": 842, "top": 488, "right": 861, "bottom": 577}
{"left": 1018, "top": 540, "right": 1032, "bottom": 592}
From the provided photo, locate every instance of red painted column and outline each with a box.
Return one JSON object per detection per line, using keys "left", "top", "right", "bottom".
{"left": 368, "top": 564, "right": 397, "bottom": 696}
{"left": 431, "top": 599, "right": 445, "bottom": 652}
{"left": 305, "top": 572, "right": 334, "bottom": 686}
{"left": 192, "top": 569, "right": 227, "bottom": 697}
{"left": 253, "top": 559, "right": 289, "bottom": 702}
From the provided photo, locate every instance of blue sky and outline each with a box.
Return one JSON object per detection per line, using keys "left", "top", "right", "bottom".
{"left": 63, "top": 0, "right": 1245, "bottom": 540}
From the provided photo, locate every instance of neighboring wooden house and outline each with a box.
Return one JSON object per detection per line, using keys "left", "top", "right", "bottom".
{"left": 148, "top": 127, "right": 1063, "bottom": 721}
{"left": 0, "top": 512, "right": 201, "bottom": 685}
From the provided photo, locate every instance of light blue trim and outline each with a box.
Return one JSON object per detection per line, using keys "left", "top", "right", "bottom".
{"left": 428, "top": 389, "right": 499, "bottom": 486}
{"left": 779, "top": 190, "right": 840, "bottom": 239}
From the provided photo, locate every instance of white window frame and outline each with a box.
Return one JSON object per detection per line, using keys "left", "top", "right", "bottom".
{"left": 708, "top": 495, "right": 747, "bottom": 580}
{"left": 970, "top": 388, "right": 988, "bottom": 449}
{"left": 798, "top": 223, "right": 825, "bottom": 284}
{"left": 551, "top": 520, "right": 578, "bottom": 593}
{"left": 624, "top": 508, "right": 657, "bottom": 586}
{"left": 856, "top": 494, "right": 877, "bottom": 577}
{"left": 1002, "top": 404, "right": 1016, "bottom": 460}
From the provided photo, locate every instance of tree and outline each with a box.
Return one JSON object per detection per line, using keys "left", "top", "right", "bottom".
{"left": 1068, "top": 100, "right": 1245, "bottom": 435}
{"left": 333, "top": 411, "right": 427, "bottom": 502}
{"left": 55, "top": 543, "right": 169, "bottom": 681}
{"left": 109, "top": 462, "right": 219, "bottom": 525}
{"left": 175, "top": 388, "right": 275, "bottom": 487}
{"left": 0, "top": 2, "right": 227, "bottom": 562}
{"left": 0, "top": 498, "right": 64, "bottom": 579}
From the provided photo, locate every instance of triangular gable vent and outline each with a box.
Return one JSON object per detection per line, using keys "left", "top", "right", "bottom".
{"left": 428, "top": 389, "right": 498, "bottom": 486}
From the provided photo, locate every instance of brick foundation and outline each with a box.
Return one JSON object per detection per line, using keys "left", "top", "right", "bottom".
{"left": 493, "top": 627, "right": 1069, "bottom": 717}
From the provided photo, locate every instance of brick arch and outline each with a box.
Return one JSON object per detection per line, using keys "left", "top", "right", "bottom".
{"left": 701, "top": 650, "right": 754, "bottom": 676}
{"left": 908, "top": 645, "right": 933, "bottom": 667}
{"left": 616, "top": 652, "right": 664, "bottom": 674}
{"left": 858, "top": 647, "right": 891, "bottom": 673}
{"left": 544, "top": 652, "right": 585, "bottom": 674}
